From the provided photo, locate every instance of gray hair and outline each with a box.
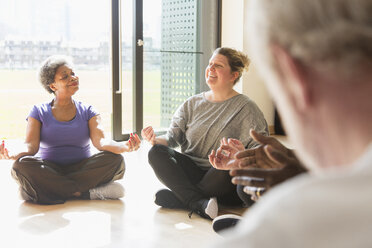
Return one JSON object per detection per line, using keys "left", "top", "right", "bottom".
{"left": 248, "top": 0, "right": 372, "bottom": 77}
{"left": 38, "top": 55, "right": 74, "bottom": 94}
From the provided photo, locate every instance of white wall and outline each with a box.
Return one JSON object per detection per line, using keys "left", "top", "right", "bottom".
{"left": 221, "top": 0, "right": 275, "bottom": 127}
{"left": 221, "top": 0, "right": 244, "bottom": 93}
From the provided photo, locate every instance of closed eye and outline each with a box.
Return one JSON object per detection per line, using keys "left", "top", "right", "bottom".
{"left": 209, "top": 63, "right": 223, "bottom": 68}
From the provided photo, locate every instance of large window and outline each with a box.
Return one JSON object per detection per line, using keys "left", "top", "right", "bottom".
{"left": 0, "top": 0, "right": 220, "bottom": 141}
{"left": 112, "top": 0, "right": 221, "bottom": 140}
{"left": 0, "top": 0, "right": 111, "bottom": 139}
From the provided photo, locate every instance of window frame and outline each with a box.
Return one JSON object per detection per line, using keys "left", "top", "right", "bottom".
{"left": 111, "top": 0, "right": 222, "bottom": 141}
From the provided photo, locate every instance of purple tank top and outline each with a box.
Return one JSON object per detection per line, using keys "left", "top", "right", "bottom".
{"left": 28, "top": 99, "right": 98, "bottom": 165}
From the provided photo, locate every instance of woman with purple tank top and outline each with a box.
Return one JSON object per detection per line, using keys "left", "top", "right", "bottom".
{"left": 0, "top": 55, "right": 141, "bottom": 204}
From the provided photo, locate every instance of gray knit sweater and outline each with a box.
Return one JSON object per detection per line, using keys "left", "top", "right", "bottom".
{"left": 165, "top": 93, "right": 268, "bottom": 168}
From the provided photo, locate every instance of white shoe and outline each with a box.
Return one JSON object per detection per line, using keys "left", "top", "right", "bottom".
{"left": 212, "top": 214, "right": 243, "bottom": 234}
{"left": 190, "top": 197, "right": 218, "bottom": 220}
{"left": 205, "top": 197, "right": 218, "bottom": 219}
{"left": 89, "top": 182, "right": 125, "bottom": 200}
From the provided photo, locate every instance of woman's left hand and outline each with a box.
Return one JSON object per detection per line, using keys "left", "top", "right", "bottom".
{"left": 124, "top": 133, "right": 141, "bottom": 152}
{"left": 223, "top": 137, "right": 245, "bottom": 156}
{"left": 209, "top": 138, "right": 245, "bottom": 170}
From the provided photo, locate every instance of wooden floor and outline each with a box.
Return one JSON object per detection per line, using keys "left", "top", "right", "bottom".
{"left": 0, "top": 142, "right": 247, "bottom": 248}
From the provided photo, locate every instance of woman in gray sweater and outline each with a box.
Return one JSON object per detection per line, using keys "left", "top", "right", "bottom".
{"left": 141, "top": 47, "right": 268, "bottom": 220}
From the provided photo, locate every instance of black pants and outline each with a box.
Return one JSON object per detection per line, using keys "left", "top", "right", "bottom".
{"left": 148, "top": 144, "right": 253, "bottom": 208}
{"left": 11, "top": 151, "right": 125, "bottom": 204}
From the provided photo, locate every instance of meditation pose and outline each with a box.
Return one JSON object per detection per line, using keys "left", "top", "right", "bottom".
{"left": 0, "top": 55, "right": 141, "bottom": 204}
{"left": 141, "top": 47, "right": 268, "bottom": 219}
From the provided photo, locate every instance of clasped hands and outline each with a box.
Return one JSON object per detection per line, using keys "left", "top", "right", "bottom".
{"left": 209, "top": 129, "right": 306, "bottom": 201}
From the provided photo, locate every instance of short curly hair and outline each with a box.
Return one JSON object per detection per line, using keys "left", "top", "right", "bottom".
{"left": 213, "top": 47, "right": 250, "bottom": 84}
{"left": 38, "top": 55, "right": 74, "bottom": 94}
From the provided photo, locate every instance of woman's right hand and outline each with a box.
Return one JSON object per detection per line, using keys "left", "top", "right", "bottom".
{"left": 1, "top": 118, "right": 41, "bottom": 160}
{"left": 141, "top": 126, "right": 156, "bottom": 145}
{"left": 0, "top": 140, "right": 18, "bottom": 160}
{"left": 0, "top": 140, "right": 8, "bottom": 159}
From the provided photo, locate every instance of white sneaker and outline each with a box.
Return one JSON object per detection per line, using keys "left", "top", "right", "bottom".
{"left": 89, "top": 182, "right": 125, "bottom": 200}
{"left": 190, "top": 197, "right": 218, "bottom": 220}
{"left": 212, "top": 214, "right": 243, "bottom": 234}
{"left": 205, "top": 197, "right": 218, "bottom": 219}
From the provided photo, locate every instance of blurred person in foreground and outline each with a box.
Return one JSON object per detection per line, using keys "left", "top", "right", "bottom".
{"left": 210, "top": 0, "right": 372, "bottom": 247}
{"left": 0, "top": 55, "right": 141, "bottom": 204}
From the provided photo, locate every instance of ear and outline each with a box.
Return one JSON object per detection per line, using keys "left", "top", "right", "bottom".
{"left": 49, "top": 82, "right": 57, "bottom": 92}
{"left": 271, "top": 44, "right": 312, "bottom": 112}
{"left": 231, "top": 71, "right": 240, "bottom": 83}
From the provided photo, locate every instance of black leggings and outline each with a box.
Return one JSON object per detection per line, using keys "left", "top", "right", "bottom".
{"left": 148, "top": 144, "right": 253, "bottom": 208}
{"left": 11, "top": 151, "right": 125, "bottom": 205}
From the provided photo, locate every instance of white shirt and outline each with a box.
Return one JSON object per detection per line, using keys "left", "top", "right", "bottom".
{"left": 211, "top": 144, "right": 372, "bottom": 248}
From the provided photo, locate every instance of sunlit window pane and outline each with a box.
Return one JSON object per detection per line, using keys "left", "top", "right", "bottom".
{"left": 0, "top": 0, "right": 111, "bottom": 139}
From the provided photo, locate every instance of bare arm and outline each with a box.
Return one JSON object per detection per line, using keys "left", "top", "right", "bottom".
{"left": 1, "top": 117, "right": 40, "bottom": 160}
{"left": 89, "top": 115, "right": 140, "bottom": 154}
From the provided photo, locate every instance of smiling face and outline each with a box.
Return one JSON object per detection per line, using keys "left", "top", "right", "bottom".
{"left": 205, "top": 53, "right": 238, "bottom": 91}
{"left": 50, "top": 65, "right": 79, "bottom": 96}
